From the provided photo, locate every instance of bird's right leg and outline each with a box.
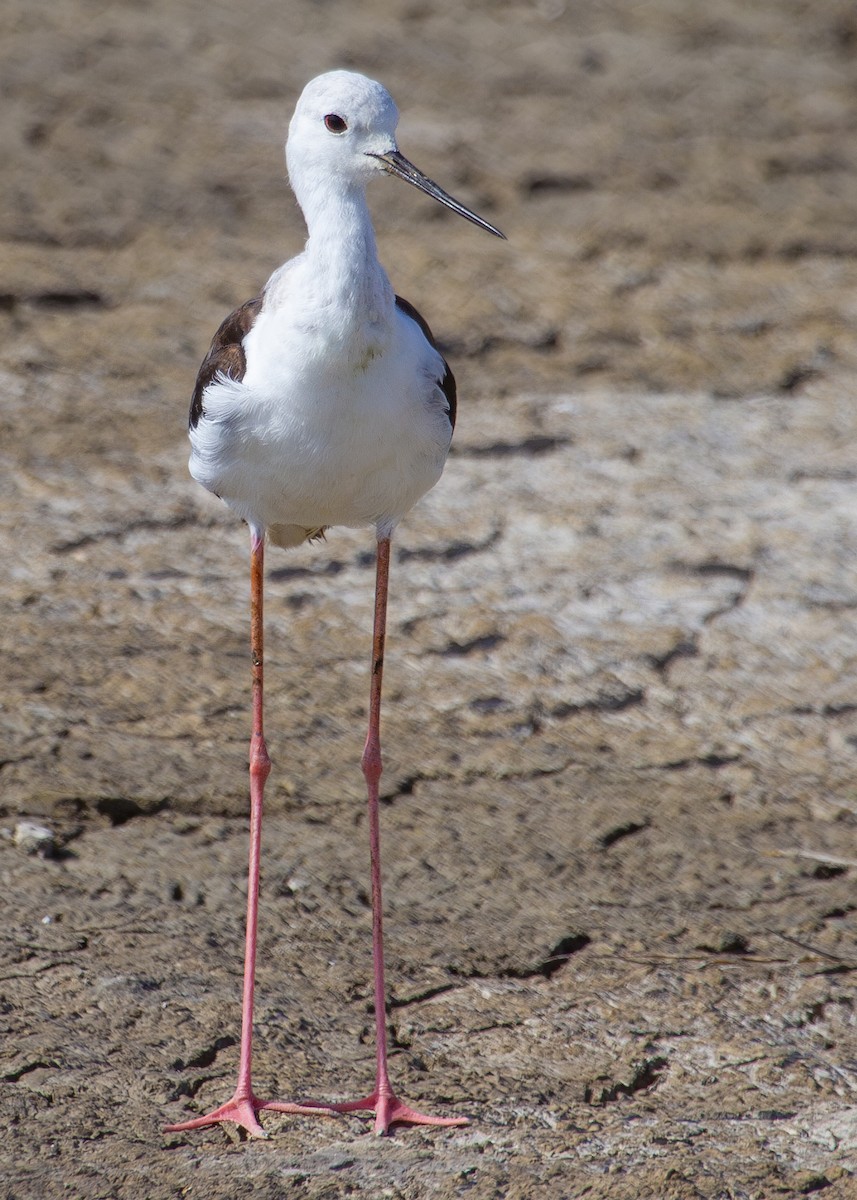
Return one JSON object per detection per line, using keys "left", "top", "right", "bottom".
{"left": 165, "top": 528, "right": 328, "bottom": 1138}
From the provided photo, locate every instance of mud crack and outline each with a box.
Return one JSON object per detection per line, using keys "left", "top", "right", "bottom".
{"left": 584, "top": 1056, "right": 669, "bottom": 1104}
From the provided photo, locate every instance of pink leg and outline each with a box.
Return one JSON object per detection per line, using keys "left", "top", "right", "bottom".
{"left": 165, "top": 528, "right": 331, "bottom": 1138}
{"left": 302, "top": 536, "right": 468, "bottom": 1135}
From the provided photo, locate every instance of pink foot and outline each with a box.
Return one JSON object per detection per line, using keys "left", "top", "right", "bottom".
{"left": 164, "top": 1093, "right": 334, "bottom": 1139}
{"left": 297, "top": 1091, "right": 469, "bottom": 1137}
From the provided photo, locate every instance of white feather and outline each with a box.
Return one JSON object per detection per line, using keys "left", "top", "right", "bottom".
{"left": 189, "top": 70, "right": 453, "bottom": 546}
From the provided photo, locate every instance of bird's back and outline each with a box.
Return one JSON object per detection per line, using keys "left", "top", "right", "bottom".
{"left": 189, "top": 298, "right": 262, "bottom": 432}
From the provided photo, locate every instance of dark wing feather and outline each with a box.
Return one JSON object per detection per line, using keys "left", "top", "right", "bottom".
{"left": 395, "top": 294, "right": 457, "bottom": 432}
{"left": 189, "top": 297, "right": 263, "bottom": 430}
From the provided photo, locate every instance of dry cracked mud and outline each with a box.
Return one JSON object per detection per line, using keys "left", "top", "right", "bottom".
{"left": 2, "top": 2, "right": 857, "bottom": 1197}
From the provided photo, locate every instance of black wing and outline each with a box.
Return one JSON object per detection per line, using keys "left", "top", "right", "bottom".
{"left": 395, "top": 294, "right": 457, "bottom": 432}
{"left": 189, "top": 297, "right": 263, "bottom": 430}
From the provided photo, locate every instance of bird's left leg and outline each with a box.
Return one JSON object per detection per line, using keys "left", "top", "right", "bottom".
{"left": 298, "top": 534, "right": 469, "bottom": 1135}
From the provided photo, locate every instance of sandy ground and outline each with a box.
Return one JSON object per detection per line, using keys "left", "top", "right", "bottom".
{"left": 2, "top": 1, "right": 857, "bottom": 1196}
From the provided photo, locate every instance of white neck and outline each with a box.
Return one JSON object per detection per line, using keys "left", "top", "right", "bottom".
{"left": 295, "top": 176, "right": 394, "bottom": 339}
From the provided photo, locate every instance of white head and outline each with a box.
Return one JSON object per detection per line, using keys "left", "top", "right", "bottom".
{"left": 286, "top": 70, "right": 505, "bottom": 238}
{"left": 287, "top": 71, "right": 400, "bottom": 188}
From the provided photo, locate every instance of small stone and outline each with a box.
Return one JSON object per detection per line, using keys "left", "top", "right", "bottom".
{"left": 13, "top": 820, "right": 57, "bottom": 858}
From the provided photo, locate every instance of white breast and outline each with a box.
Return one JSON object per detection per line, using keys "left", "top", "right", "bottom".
{"left": 189, "top": 298, "right": 452, "bottom": 543}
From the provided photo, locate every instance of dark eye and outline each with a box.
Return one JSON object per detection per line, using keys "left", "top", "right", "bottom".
{"left": 324, "top": 113, "right": 348, "bottom": 134}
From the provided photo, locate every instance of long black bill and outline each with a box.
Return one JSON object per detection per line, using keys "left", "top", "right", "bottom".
{"left": 372, "top": 149, "right": 506, "bottom": 239}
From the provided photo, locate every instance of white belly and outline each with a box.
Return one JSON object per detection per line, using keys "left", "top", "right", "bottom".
{"left": 189, "top": 307, "right": 452, "bottom": 542}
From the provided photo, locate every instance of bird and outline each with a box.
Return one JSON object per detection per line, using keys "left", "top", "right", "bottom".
{"left": 164, "top": 69, "right": 505, "bottom": 1140}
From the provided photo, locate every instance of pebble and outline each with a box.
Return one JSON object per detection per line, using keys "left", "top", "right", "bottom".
{"left": 13, "top": 820, "right": 57, "bottom": 857}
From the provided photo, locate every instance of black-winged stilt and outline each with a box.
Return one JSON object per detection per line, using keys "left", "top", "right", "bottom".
{"left": 164, "top": 69, "right": 504, "bottom": 1139}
